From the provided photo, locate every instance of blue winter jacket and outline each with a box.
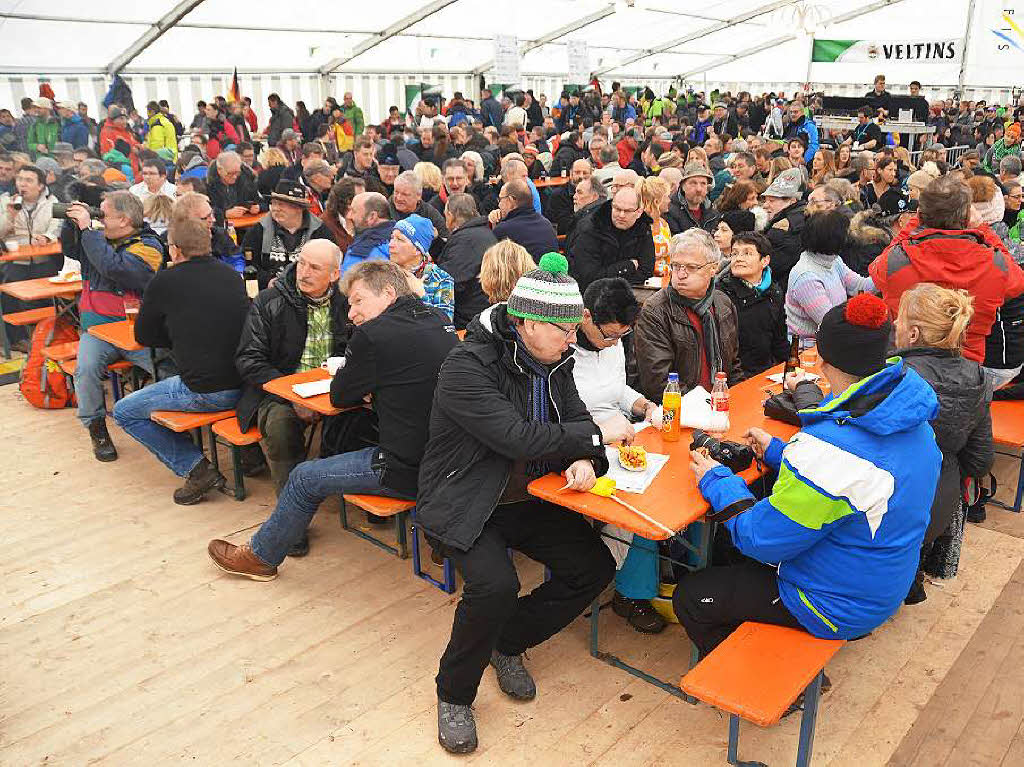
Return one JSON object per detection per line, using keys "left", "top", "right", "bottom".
{"left": 341, "top": 220, "right": 395, "bottom": 275}
{"left": 61, "top": 114, "right": 90, "bottom": 149}
{"left": 698, "top": 359, "right": 941, "bottom": 640}
{"left": 783, "top": 114, "right": 820, "bottom": 164}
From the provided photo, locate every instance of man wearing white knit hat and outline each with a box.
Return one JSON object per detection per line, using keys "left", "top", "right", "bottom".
{"left": 417, "top": 252, "right": 634, "bottom": 754}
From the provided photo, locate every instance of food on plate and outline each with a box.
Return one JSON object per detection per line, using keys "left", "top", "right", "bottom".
{"left": 617, "top": 444, "right": 648, "bottom": 472}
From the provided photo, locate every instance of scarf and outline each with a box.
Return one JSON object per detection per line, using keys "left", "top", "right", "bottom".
{"left": 670, "top": 281, "right": 723, "bottom": 378}
{"left": 748, "top": 266, "right": 772, "bottom": 294}
{"left": 512, "top": 328, "right": 555, "bottom": 477}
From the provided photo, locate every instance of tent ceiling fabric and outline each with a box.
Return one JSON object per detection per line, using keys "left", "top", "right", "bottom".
{"left": 0, "top": 0, "right": 1002, "bottom": 88}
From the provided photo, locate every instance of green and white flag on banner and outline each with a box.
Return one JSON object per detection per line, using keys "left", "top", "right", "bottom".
{"left": 405, "top": 83, "right": 438, "bottom": 115}
{"left": 812, "top": 39, "right": 961, "bottom": 64}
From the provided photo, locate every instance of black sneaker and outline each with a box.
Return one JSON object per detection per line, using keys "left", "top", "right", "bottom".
{"left": 437, "top": 699, "right": 477, "bottom": 754}
{"left": 287, "top": 534, "right": 310, "bottom": 558}
{"left": 489, "top": 650, "right": 536, "bottom": 701}
{"left": 173, "top": 457, "right": 226, "bottom": 505}
{"left": 966, "top": 503, "right": 987, "bottom": 524}
{"left": 88, "top": 419, "right": 118, "bottom": 462}
{"left": 612, "top": 591, "right": 668, "bottom": 634}
{"left": 904, "top": 579, "right": 928, "bottom": 605}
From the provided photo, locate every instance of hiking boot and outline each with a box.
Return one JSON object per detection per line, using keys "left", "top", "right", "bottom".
{"left": 239, "top": 444, "right": 268, "bottom": 478}
{"left": 904, "top": 577, "right": 928, "bottom": 606}
{"left": 612, "top": 591, "right": 668, "bottom": 634}
{"left": 490, "top": 651, "right": 536, "bottom": 701}
{"left": 207, "top": 539, "right": 278, "bottom": 581}
{"left": 173, "top": 458, "right": 226, "bottom": 505}
{"left": 88, "top": 419, "right": 118, "bottom": 462}
{"left": 437, "top": 699, "right": 477, "bottom": 754}
{"left": 287, "top": 534, "right": 310, "bottom": 558}
{"left": 966, "top": 503, "right": 987, "bottom": 524}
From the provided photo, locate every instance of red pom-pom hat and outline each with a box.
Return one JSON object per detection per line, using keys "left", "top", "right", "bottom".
{"left": 844, "top": 293, "right": 889, "bottom": 329}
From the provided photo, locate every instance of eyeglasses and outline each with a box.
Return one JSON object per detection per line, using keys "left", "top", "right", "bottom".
{"left": 549, "top": 321, "right": 580, "bottom": 339}
{"left": 668, "top": 261, "right": 714, "bottom": 276}
{"left": 598, "top": 325, "right": 632, "bottom": 341}
{"left": 611, "top": 205, "right": 641, "bottom": 215}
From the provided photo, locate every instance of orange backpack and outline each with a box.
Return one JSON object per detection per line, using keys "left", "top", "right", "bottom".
{"left": 20, "top": 315, "right": 78, "bottom": 409}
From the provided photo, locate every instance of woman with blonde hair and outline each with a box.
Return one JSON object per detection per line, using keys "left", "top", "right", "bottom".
{"left": 257, "top": 147, "right": 288, "bottom": 197}
{"left": 685, "top": 146, "right": 709, "bottom": 171}
{"left": 479, "top": 240, "right": 536, "bottom": 303}
{"left": 143, "top": 194, "right": 175, "bottom": 236}
{"left": 637, "top": 176, "right": 672, "bottom": 277}
{"left": 414, "top": 161, "right": 443, "bottom": 196}
{"left": 766, "top": 156, "right": 795, "bottom": 186}
{"left": 895, "top": 282, "right": 993, "bottom": 595}
{"left": 809, "top": 148, "right": 836, "bottom": 186}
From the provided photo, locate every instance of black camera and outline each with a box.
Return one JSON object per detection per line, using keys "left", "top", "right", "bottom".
{"left": 52, "top": 202, "right": 104, "bottom": 220}
{"left": 691, "top": 430, "right": 755, "bottom": 473}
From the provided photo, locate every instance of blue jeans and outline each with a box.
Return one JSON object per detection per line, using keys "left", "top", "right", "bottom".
{"left": 76, "top": 332, "right": 154, "bottom": 426}
{"left": 112, "top": 375, "right": 240, "bottom": 476}
{"left": 615, "top": 535, "right": 659, "bottom": 600}
{"left": 250, "top": 446, "right": 410, "bottom": 567}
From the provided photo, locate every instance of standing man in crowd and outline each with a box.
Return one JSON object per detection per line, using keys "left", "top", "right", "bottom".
{"left": 208, "top": 259, "right": 457, "bottom": 579}
{"left": 112, "top": 217, "right": 249, "bottom": 504}
{"left": 418, "top": 254, "right": 628, "bottom": 754}
{"left": 762, "top": 168, "right": 807, "bottom": 289}
{"left": 340, "top": 92, "right": 365, "bottom": 138}
{"left": 63, "top": 191, "right": 165, "bottom": 461}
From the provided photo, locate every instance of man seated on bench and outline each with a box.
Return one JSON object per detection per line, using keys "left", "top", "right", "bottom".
{"left": 233, "top": 239, "right": 351, "bottom": 556}
{"left": 416, "top": 253, "right": 629, "bottom": 755}
{"left": 112, "top": 217, "right": 250, "bottom": 504}
{"left": 63, "top": 191, "right": 165, "bottom": 462}
{"left": 208, "top": 259, "right": 457, "bottom": 579}
{"left": 677, "top": 294, "right": 942, "bottom": 671}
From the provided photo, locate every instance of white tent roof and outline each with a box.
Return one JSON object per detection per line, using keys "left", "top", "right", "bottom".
{"left": 0, "top": 0, "right": 1000, "bottom": 88}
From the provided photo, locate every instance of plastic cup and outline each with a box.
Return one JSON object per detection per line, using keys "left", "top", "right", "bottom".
{"left": 5, "top": 239, "right": 18, "bottom": 252}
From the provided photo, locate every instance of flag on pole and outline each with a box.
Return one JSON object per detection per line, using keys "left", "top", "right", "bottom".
{"left": 228, "top": 68, "right": 241, "bottom": 103}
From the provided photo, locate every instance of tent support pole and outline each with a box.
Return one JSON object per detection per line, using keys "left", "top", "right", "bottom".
{"left": 957, "top": 0, "right": 977, "bottom": 95}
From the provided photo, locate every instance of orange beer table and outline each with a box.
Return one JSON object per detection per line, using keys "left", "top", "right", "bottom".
{"left": 226, "top": 212, "right": 263, "bottom": 229}
{"left": 87, "top": 318, "right": 143, "bottom": 351}
{"left": 528, "top": 360, "right": 804, "bottom": 697}
{"left": 0, "top": 241, "right": 62, "bottom": 263}
{"left": 534, "top": 176, "right": 570, "bottom": 188}
{"left": 263, "top": 368, "right": 344, "bottom": 416}
{"left": 0, "top": 276, "right": 81, "bottom": 302}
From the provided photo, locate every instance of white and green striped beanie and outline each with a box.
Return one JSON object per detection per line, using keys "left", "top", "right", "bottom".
{"left": 507, "top": 252, "right": 584, "bottom": 324}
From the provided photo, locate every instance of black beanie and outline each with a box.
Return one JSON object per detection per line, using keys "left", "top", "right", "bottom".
{"left": 816, "top": 293, "right": 892, "bottom": 377}
{"left": 721, "top": 209, "right": 756, "bottom": 236}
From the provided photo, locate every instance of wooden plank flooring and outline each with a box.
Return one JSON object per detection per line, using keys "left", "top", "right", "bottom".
{"left": 2, "top": 385, "right": 1024, "bottom": 766}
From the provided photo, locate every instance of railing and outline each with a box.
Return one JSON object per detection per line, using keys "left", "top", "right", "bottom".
{"left": 909, "top": 144, "right": 971, "bottom": 167}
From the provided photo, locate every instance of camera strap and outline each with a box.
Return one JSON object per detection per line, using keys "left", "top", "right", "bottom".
{"left": 705, "top": 497, "right": 754, "bottom": 525}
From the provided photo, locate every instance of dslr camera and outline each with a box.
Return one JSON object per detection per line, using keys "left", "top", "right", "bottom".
{"left": 52, "top": 202, "right": 104, "bottom": 220}
{"left": 690, "top": 430, "right": 755, "bottom": 473}
{"left": 52, "top": 179, "right": 106, "bottom": 220}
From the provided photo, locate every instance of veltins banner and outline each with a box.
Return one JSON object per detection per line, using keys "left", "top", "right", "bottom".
{"left": 812, "top": 39, "right": 962, "bottom": 64}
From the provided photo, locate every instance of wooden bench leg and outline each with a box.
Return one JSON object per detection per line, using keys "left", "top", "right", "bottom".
{"left": 411, "top": 517, "right": 455, "bottom": 593}
{"left": 795, "top": 671, "right": 824, "bottom": 767}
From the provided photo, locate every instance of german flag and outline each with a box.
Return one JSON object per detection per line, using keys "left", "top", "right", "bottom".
{"left": 228, "top": 68, "right": 241, "bottom": 104}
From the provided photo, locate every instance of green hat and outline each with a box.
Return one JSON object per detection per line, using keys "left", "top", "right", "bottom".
{"left": 506, "top": 253, "right": 584, "bottom": 324}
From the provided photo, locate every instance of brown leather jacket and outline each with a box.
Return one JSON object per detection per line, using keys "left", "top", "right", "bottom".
{"left": 633, "top": 286, "right": 744, "bottom": 401}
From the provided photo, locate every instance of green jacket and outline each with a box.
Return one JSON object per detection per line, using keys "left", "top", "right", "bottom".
{"left": 340, "top": 104, "right": 364, "bottom": 136}
{"left": 1010, "top": 209, "right": 1023, "bottom": 243}
{"left": 27, "top": 118, "right": 58, "bottom": 159}
{"left": 145, "top": 113, "right": 178, "bottom": 160}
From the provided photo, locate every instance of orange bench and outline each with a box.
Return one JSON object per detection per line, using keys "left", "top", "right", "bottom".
{"left": 991, "top": 401, "right": 1024, "bottom": 512}
{"left": 211, "top": 418, "right": 263, "bottom": 501}
{"left": 150, "top": 410, "right": 235, "bottom": 477}
{"left": 1, "top": 306, "right": 55, "bottom": 358}
{"left": 55, "top": 359, "right": 134, "bottom": 398}
{"left": 681, "top": 622, "right": 844, "bottom": 767}
{"left": 41, "top": 340, "right": 79, "bottom": 362}
{"left": 340, "top": 494, "right": 414, "bottom": 559}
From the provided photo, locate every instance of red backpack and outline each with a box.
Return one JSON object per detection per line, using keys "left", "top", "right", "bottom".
{"left": 20, "top": 315, "right": 78, "bottom": 409}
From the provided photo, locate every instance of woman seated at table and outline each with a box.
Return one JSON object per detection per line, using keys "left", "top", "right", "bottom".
{"left": 571, "top": 278, "right": 664, "bottom": 633}
{"left": 387, "top": 213, "right": 454, "bottom": 321}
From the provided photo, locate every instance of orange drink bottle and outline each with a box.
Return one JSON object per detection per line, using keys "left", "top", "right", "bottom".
{"left": 662, "top": 372, "right": 682, "bottom": 441}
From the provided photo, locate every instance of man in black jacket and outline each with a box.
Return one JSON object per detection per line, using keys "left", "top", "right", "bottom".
{"left": 209, "top": 259, "right": 457, "bottom": 580}
{"left": 564, "top": 176, "right": 606, "bottom": 252}
{"left": 665, "top": 162, "right": 721, "bottom": 235}
{"left": 491, "top": 178, "right": 558, "bottom": 259}
{"left": 112, "top": 217, "right": 250, "bottom": 504}
{"left": 761, "top": 168, "right": 807, "bottom": 290}
{"left": 234, "top": 240, "right": 350, "bottom": 502}
{"left": 569, "top": 186, "right": 654, "bottom": 291}
{"left": 438, "top": 192, "right": 494, "bottom": 329}
{"left": 716, "top": 232, "right": 789, "bottom": 375}
{"left": 207, "top": 151, "right": 262, "bottom": 219}
{"left": 390, "top": 170, "right": 448, "bottom": 242}
{"left": 546, "top": 157, "right": 593, "bottom": 236}
{"left": 418, "top": 254, "right": 629, "bottom": 754}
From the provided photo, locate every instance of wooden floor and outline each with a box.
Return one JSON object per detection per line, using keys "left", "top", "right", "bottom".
{"left": 2, "top": 384, "right": 1024, "bottom": 766}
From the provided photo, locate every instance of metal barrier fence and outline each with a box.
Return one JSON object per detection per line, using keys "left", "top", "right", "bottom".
{"left": 909, "top": 145, "right": 971, "bottom": 167}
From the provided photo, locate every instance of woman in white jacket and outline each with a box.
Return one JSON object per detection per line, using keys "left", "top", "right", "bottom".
{"left": 571, "top": 277, "right": 667, "bottom": 634}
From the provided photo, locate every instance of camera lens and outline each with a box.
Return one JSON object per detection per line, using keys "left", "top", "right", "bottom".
{"left": 690, "top": 430, "right": 719, "bottom": 453}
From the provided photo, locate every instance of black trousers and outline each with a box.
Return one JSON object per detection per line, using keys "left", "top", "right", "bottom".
{"left": 673, "top": 560, "right": 805, "bottom": 659}
{"left": 434, "top": 500, "right": 615, "bottom": 705}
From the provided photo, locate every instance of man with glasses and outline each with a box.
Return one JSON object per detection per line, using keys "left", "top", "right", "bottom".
{"left": 569, "top": 185, "right": 655, "bottom": 291}
{"left": 418, "top": 253, "right": 629, "bottom": 754}
{"left": 634, "top": 228, "right": 743, "bottom": 401}
{"left": 490, "top": 178, "right": 558, "bottom": 259}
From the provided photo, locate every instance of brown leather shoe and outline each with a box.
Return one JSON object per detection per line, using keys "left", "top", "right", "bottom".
{"left": 207, "top": 539, "right": 278, "bottom": 581}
